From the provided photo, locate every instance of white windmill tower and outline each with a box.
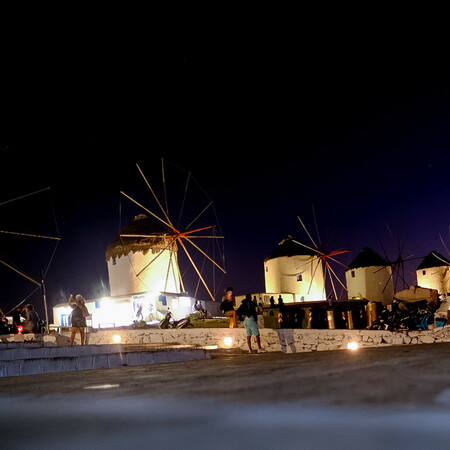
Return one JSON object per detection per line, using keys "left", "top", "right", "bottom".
{"left": 264, "top": 214, "right": 348, "bottom": 302}
{"left": 106, "top": 214, "right": 181, "bottom": 297}
{"left": 264, "top": 235, "right": 325, "bottom": 302}
{"left": 416, "top": 251, "right": 450, "bottom": 295}
{"left": 345, "top": 246, "right": 394, "bottom": 305}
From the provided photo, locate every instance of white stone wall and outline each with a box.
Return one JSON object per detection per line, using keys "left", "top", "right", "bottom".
{"left": 53, "top": 326, "right": 450, "bottom": 352}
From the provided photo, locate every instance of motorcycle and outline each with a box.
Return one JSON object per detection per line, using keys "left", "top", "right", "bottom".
{"left": 370, "top": 300, "right": 432, "bottom": 331}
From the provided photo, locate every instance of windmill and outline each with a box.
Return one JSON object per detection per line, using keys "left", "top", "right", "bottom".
{"left": 263, "top": 206, "right": 349, "bottom": 302}
{"left": 292, "top": 213, "right": 349, "bottom": 301}
{"left": 414, "top": 230, "right": 450, "bottom": 295}
{"left": 376, "top": 222, "right": 423, "bottom": 294}
{"left": 346, "top": 246, "right": 394, "bottom": 305}
{"left": 116, "top": 160, "right": 226, "bottom": 301}
{"left": 0, "top": 188, "right": 60, "bottom": 331}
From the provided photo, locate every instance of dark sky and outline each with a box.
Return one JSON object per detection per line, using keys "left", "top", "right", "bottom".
{"left": 1, "top": 16, "right": 450, "bottom": 319}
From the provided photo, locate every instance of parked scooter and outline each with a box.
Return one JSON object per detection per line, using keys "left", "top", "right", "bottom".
{"left": 159, "top": 310, "right": 191, "bottom": 329}
{"left": 173, "top": 315, "right": 190, "bottom": 329}
{"left": 159, "top": 311, "right": 172, "bottom": 329}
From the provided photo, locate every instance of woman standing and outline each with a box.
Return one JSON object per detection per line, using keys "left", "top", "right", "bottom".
{"left": 69, "top": 294, "right": 87, "bottom": 345}
{"left": 221, "top": 287, "right": 237, "bottom": 328}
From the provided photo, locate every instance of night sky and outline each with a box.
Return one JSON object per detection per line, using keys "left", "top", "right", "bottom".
{"left": 1, "top": 16, "right": 450, "bottom": 319}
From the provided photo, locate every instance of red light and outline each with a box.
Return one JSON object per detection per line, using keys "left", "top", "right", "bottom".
{"left": 17, "top": 325, "right": 24, "bottom": 334}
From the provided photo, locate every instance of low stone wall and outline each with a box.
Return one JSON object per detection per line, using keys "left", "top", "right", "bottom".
{"left": 3, "top": 326, "right": 450, "bottom": 352}
{"left": 65, "top": 325, "right": 450, "bottom": 352}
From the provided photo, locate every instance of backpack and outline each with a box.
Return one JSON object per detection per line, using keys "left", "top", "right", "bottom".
{"left": 237, "top": 300, "right": 256, "bottom": 321}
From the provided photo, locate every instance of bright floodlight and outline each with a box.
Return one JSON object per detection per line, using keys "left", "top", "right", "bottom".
{"left": 223, "top": 336, "right": 233, "bottom": 348}
{"left": 112, "top": 334, "right": 122, "bottom": 343}
{"left": 347, "top": 341, "right": 359, "bottom": 350}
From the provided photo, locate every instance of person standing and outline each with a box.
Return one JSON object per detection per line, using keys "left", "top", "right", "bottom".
{"left": 23, "top": 304, "right": 40, "bottom": 333}
{"left": 221, "top": 287, "right": 237, "bottom": 328}
{"left": 237, "top": 294, "right": 267, "bottom": 353}
{"left": 69, "top": 294, "right": 87, "bottom": 345}
{"left": 12, "top": 306, "right": 24, "bottom": 332}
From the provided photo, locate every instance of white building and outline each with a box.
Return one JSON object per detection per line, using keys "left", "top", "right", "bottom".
{"left": 416, "top": 251, "right": 450, "bottom": 295}
{"left": 52, "top": 291, "right": 194, "bottom": 328}
{"left": 264, "top": 236, "right": 325, "bottom": 302}
{"left": 345, "top": 247, "right": 394, "bottom": 305}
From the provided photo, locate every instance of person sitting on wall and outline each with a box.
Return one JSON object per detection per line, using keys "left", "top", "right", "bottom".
{"left": 193, "top": 300, "right": 207, "bottom": 319}
{"left": 221, "top": 287, "right": 237, "bottom": 328}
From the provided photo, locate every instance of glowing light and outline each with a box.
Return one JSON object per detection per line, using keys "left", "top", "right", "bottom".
{"left": 112, "top": 334, "right": 122, "bottom": 343}
{"left": 347, "top": 341, "right": 359, "bottom": 350}
{"left": 17, "top": 325, "right": 24, "bottom": 334}
{"left": 223, "top": 336, "right": 233, "bottom": 348}
{"left": 203, "top": 345, "right": 219, "bottom": 350}
{"left": 83, "top": 384, "right": 120, "bottom": 390}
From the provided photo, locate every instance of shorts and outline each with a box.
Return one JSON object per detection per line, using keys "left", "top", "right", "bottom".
{"left": 244, "top": 316, "right": 259, "bottom": 336}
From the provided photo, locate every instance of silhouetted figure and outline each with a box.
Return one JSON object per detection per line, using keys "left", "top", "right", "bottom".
{"left": 23, "top": 304, "right": 39, "bottom": 334}
{"left": 278, "top": 295, "right": 284, "bottom": 307}
{"left": 12, "top": 306, "right": 23, "bottom": 332}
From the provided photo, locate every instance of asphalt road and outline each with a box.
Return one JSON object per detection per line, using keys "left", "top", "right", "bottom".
{"left": 2, "top": 343, "right": 450, "bottom": 449}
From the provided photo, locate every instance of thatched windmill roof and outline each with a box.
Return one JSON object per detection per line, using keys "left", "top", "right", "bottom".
{"left": 106, "top": 214, "right": 174, "bottom": 261}
{"left": 264, "top": 235, "right": 317, "bottom": 262}
{"left": 417, "top": 251, "right": 450, "bottom": 270}
{"left": 348, "top": 247, "right": 388, "bottom": 269}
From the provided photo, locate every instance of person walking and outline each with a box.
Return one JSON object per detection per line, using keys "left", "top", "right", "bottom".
{"left": 237, "top": 294, "right": 267, "bottom": 353}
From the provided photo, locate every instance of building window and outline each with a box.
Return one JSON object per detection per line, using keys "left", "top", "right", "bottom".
{"left": 297, "top": 274, "right": 303, "bottom": 282}
{"left": 113, "top": 258, "right": 117, "bottom": 265}
{"left": 351, "top": 270, "right": 355, "bottom": 278}
{"left": 422, "top": 270, "right": 426, "bottom": 276}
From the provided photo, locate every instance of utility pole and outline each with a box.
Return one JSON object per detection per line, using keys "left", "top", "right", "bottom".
{"left": 41, "top": 268, "right": 50, "bottom": 334}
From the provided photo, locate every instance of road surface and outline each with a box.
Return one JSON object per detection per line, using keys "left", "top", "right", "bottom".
{"left": 1, "top": 343, "right": 450, "bottom": 448}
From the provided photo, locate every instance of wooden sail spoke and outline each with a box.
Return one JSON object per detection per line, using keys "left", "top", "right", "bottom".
{"left": 183, "top": 236, "right": 227, "bottom": 274}
{"left": 178, "top": 239, "right": 215, "bottom": 301}
{"left": 0, "top": 230, "right": 60, "bottom": 240}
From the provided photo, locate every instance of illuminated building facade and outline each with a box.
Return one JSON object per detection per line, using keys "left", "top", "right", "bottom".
{"left": 106, "top": 214, "right": 181, "bottom": 296}
{"left": 416, "top": 251, "right": 450, "bottom": 295}
{"left": 264, "top": 236, "right": 325, "bottom": 302}
{"left": 345, "top": 247, "right": 394, "bottom": 305}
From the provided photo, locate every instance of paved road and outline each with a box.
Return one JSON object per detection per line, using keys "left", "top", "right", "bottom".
{"left": 2, "top": 343, "right": 450, "bottom": 449}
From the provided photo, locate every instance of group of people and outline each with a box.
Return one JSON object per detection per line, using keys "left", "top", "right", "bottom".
{"left": 220, "top": 287, "right": 267, "bottom": 354}
{"left": 5, "top": 304, "right": 41, "bottom": 334}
